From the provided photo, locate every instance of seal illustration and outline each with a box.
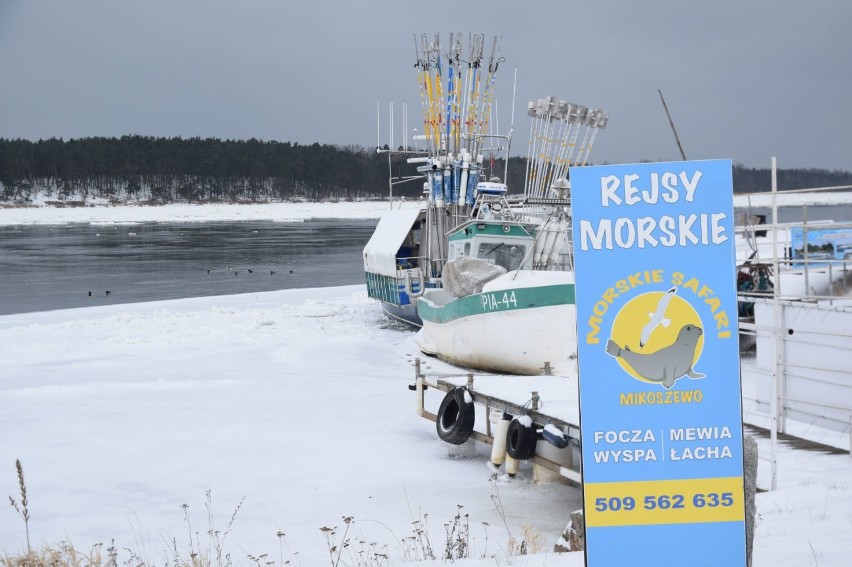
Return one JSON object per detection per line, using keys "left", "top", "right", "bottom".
{"left": 606, "top": 324, "right": 705, "bottom": 389}
{"left": 639, "top": 286, "right": 677, "bottom": 348}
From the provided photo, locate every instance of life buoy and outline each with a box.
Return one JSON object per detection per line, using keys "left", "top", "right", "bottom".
{"left": 436, "top": 387, "right": 475, "bottom": 445}
{"left": 506, "top": 416, "right": 537, "bottom": 460}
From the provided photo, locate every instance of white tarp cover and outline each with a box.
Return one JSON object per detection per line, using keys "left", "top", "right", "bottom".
{"left": 442, "top": 256, "right": 507, "bottom": 297}
{"left": 362, "top": 208, "right": 423, "bottom": 276}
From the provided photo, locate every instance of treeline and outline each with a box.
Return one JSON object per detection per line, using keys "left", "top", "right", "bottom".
{"left": 0, "top": 136, "right": 421, "bottom": 203}
{"left": 732, "top": 165, "right": 852, "bottom": 193}
{"left": 1, "top": 136, "right": 850, "bottom": 203}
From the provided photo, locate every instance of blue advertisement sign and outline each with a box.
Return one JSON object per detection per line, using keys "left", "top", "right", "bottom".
{"left": 569, "top": 160, "right": 746, "bottom": 566}
{"left": 790, "top": 225, "right": 852, "bottom": 268}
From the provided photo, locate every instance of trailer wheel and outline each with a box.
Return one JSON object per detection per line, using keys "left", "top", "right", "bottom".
{"left": 506, "top": 417, "right": 537, "bottom": 460}
{"left": 436, "top": 387, "right": 475, "bottom": 445}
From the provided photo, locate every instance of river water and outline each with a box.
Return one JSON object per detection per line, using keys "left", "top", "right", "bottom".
{"left": 2, "top": 205, "right": 849, "bottom": 317}
{"left": 0, "top": 219, "right": 377, "bottom": 316}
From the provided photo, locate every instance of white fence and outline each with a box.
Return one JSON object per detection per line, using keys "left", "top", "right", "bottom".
{"left": 742, "top": 300, "right": 852, "bottom": 436}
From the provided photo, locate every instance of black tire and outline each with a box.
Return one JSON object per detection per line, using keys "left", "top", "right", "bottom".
{"left": 436, "top": 387, "right": 475, "bottom": 445}
{"left": 506, "top": 417, "right": 537, "bottom": 460}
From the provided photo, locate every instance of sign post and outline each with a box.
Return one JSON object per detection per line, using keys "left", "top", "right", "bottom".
{"left": 569, "top": 159, "right": 746, "bottom": 566}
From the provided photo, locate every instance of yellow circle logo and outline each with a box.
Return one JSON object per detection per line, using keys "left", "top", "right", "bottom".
{"left": 608, "top": 288, "right": 704, "bottom": 386}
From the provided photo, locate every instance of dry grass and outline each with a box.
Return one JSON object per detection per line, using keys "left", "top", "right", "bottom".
{"left": 0, "top": 541, "right": 122, "bottom": 567}
{"left": 4, "top": 461, "right": 551, "bottom": 567}
{"left": 7, "top": 460, "right": 31, "bottom": 554}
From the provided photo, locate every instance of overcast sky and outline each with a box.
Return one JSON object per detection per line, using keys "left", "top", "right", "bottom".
{"left": 1, "top": 1, "right": 850, "bottom": 171}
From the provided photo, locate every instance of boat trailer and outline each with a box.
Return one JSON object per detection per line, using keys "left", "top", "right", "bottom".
{"left": 411, "top": 358, "right": 583, "bottom": 484}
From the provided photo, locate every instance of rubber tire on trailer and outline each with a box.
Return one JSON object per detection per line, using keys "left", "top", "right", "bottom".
{"left": 506, "top": 418, "right": 537, "bottom": 460}
{"left": 436, "top": 387, "right": 475, "bottom": 445}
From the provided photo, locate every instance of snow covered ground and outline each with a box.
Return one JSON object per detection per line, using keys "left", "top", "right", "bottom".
{"left": 1, "top": 286, "right": 851, "bottom": 567}
{"left": 0, "top": 287, "right": 581, "bottom": 566}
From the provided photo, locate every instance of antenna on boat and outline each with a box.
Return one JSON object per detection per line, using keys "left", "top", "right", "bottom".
{"left": 658, "top": 88, "right": 687, "bottom": 160}
{"left": 506, "top": 66, "right": 517, "bottom": 182}
{"left": 376, "top": 94, "right": 429, "bottom": 207}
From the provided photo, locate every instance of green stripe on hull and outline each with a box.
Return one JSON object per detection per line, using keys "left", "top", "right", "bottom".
{"left": 418, "top": 284, "right": 576, "bottom": 325}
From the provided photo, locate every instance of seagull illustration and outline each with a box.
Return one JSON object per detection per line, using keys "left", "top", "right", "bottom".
{"left": 639, "top": 286, "right": 677, "bottom": 348}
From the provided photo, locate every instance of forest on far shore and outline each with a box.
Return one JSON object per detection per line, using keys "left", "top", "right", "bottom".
{"left": 2, "top": 136, "right": 851, "bottom": 204}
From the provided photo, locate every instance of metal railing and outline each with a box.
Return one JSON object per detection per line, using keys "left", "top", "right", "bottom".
{"left": 734, "top": 166, "right": 852, "bottom": 489}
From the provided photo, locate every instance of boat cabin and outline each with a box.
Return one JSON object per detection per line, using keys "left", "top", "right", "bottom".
{"left": 448, "top": 219, "right": 536, "bottom": 272}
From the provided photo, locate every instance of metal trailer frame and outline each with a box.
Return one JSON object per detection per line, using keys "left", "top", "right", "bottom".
{"left": 411, "top": 358, "right": 583, "bottom": 484}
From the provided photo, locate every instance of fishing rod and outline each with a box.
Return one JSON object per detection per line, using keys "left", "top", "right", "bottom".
{"left": 524, "top": 100, "right": 542, "bottom": 199}
{"left": 549, "top": 102, "right": 575, "bottom": 184}
{"left": 578, "top": 109, "right": 607, "bottom": 166}
{"left": 424, "top": 36, "right": 440, "bottom": 154}
{"left": 452, "top": 35, "right": 462, "bottom": 155}
{"left": 433, "top": 36, "right": 444, "bottom": 154}
{"left": 445, "top": 35, "right": 454, "bottom": 158}
{"left": 465, "top": 34, "right": 484, "bottom": 155}
{"left": 474, "top": 36, "right": 499, "bottom": 157}
{"left": 575, "top": 107, "right": 595, "bottom": 168}
{"left": 533, "top": 98, "right": 559, "bottom": 198}
{"left": 414, "top": 34, "right": 434, "bottom": 155}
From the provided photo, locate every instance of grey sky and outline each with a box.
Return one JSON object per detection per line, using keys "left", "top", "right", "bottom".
{"left": 1, "top": 0, "right": 850, "bottom": 171}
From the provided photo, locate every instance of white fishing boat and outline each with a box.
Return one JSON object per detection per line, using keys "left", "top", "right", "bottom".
{"left": 734, "top": 184, "right": 852, "bottom": 353}
{"left": 363, "top": 33, "right": 607, "bottom": 375}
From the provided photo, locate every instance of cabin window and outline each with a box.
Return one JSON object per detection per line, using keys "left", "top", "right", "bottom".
{"left": 449, "top": 241, "right": 471, "bottom": 261}
{"left": 477, "top": 242, "right": 526, "bottom": 271}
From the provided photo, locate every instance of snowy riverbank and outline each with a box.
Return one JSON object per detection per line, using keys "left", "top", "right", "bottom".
{"left": 0, "top": 200, "right": 422, "bottom": 225}
{"left": 1, "top": 286, "right": 851, "bottom": 566}
{"left": 1, "top": 190, "right": 851, "bottom": 226}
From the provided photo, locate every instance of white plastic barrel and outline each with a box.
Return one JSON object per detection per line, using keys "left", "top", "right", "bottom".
{"left": 489, "top": 408, "right": 511, "bottom": 467}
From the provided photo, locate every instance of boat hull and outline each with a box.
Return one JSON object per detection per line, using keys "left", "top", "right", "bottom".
{"left": 415, "top": 281, "right": 578, "bottom": 375}
{"left": 381, "top": 300, "right": 422, "bottom": 327}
